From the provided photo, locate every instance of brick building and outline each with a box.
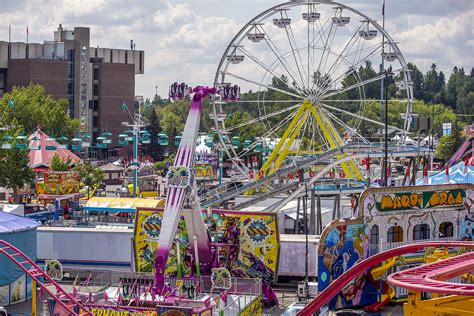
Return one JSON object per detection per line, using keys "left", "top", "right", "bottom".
{"left": 0, "top": 25, "right": 144, "bottom": 158}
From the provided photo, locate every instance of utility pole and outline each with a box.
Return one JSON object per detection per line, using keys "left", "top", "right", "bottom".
{"left": 380, "top": 0, "right": 386, "bottom": 185}
{"left": 123, "top": 102, "right": 146, "bottom": 197}
{"left": 384, "top": 70, "right": 389, "bottom": 187}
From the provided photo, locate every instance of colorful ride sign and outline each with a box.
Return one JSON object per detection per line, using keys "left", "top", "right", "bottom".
{"left": 133, "top": 208, "right": 280, "bottom": 283}
{"left": 36, "top": 172, "right": 80, "bottom": 195}
{"left": 375, "top": 189, "right": 465, "bottom": 212}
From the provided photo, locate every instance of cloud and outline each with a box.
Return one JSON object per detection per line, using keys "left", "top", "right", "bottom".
{"left": 0, "top": 0, "right": 472, "bottom": 98}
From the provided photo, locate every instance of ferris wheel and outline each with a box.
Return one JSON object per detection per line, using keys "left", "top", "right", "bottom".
{"left": 212, "top": 1, "right": 413, "bottom": 179}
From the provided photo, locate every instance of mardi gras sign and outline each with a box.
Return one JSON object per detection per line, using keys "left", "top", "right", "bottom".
{"left": 36, "top": 172, "right": 80, "bottom": 195}
{"left": 376, "top": 189, "right": 465, "bottom": 212}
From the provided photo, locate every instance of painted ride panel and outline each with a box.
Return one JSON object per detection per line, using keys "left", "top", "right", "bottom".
{"left": 315, "top": 184, "right": 473, "bottom": 310}
{"left": 133, "top": 208, "right": 280, "bottom": 283}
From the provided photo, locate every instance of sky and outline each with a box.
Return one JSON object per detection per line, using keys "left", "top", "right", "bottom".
{"left": 1, "top": 0, "right": 473, "bottom": 99}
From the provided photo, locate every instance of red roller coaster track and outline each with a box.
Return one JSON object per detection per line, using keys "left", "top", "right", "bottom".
{"left": 387, "top": 251, "right": 474, "bottom": 296}
{"left": 297, "top": 241, "right": 474, "bottom": 316}
{"left": 0, "top": 240, "right": 92, "bottom": 316}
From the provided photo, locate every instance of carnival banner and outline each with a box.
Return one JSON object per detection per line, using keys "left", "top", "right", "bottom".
{"left": 36, "top": 172, "right": 80, "bottom": 195}
{"left": 375, "top": 189, "right": 465, "bottom": 212}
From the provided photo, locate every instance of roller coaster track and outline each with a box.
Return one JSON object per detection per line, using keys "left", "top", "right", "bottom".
{"left": 0, "top": 240, "right": 92, "bottom": 316}
{"left": 297, "top": 241, "right": 474, "bottom": 316}
{"left": 387, "top": 251, "right": 474, "bottom": 296}
{"left": 201, "top": 144, "right": 429, "bottom": 209}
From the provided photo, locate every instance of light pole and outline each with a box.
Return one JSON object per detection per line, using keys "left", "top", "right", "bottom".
{"left": 122, "top": 101, "right": 146, "bottom": 198}
{"left": 383, "top": 70, "right": 389, "bottom": 187}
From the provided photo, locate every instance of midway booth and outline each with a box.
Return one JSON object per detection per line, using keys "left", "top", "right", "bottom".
{"left": 82, "top": 197, "right": 164, "bottom": 224}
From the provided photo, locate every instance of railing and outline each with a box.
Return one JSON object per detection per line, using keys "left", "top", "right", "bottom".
{"left": 220, "top": 278, "right": 262, "bottom": 316}
{"left": 382, "top": 242, "right": 405, "bottom": 251}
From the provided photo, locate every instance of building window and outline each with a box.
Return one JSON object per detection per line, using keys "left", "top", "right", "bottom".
{"left": 93, "top": 100, "right": 99, "bottom": 111}
{"left": 125, "top": 51, "right": 128, "bottom": 64}
{"left": 110, "top": 50, "right": 113, "bottom": 63}
{"left": 68, "top": 97, "right": 74, "bottom": 117}
{"left": 67, "top": 82, "right": 74, "bottom": 95}
{"left": 67, "top": 64, "right": 75, "bottom": 78}
{"left": 93, "top": 67, "right": 99, "bottom": 80}
{"left": 93, "top": 116, "right": 99, "bottom": 127}
{"left": 439, "top": 222, "right": 454, "bottom": 238}
{"left": 413, "top": 223, "right": 430, "bottom": 241}
{"left": 93, "top": 84, "right": 99, "bottom": 96}
{"left": 67, "top": 49, "right": 75, "bottom": 62}
{"left": 370, "top": 225, "right": 379, "bottom": 255}
{"left": 387, "top": 225, "right": 403, "bottom": 243}
{"left": 139, "top": 51, "right": 143, "bottom": 71}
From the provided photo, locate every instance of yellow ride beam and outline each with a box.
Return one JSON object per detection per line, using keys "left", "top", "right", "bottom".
{"left": 405, "top": 291, "right": 474, "bottom": 316}
{"left": 259, "top": 101, "right": 309, "bottom": 177}
{"left": 247, "top": 99, "right": 363, "bottom": 196}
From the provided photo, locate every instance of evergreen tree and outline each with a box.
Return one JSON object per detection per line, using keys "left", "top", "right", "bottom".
{"left": 141, "top": 108, "right": 165, "bottom": 161}
{"left": 408, "top": 63, "right": 424, "bottom": 100}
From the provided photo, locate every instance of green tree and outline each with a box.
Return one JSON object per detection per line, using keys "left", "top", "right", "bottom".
{"left": 50, "top": 154, "right": 73, "bottom": 171}
{"left": 0, "top": 84, "right": 80, "bottom": 137}
{"left": 0, "top": 147, "right": 35, "bottom": 202}
{"left": 141, "top": 108, "right": 165, "bottom": 161}
{"left": 422, "top": 63, "right": 445, "bottom": 103}
{"left": 435, "top": 120, "right": 465, "bottom": 160}
{"left": 74, "top": 162, "right": 104, "bottom": 198}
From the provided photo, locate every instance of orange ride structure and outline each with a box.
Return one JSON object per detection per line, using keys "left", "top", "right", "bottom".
{"left": 297, "top": 241, "right": 474, "bottom": 315}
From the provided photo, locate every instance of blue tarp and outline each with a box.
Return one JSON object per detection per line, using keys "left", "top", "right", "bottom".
{"left": 416, "top": 161, "right": 474, "bottom": 185}
{"left": 0, "top": 212, "right": 38, "bottom": 305}
{"left": 0, "top": 211, "right": 40, "bottom": 233}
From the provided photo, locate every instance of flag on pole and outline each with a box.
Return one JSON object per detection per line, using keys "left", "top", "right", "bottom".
{"left": 103, "top": 289, "right": 109, "bottom": 302}
{"left": 423, "top": 162, "right": 429, "bottom": 185}
{"left": 8, "top": 97, "right": 14, "bottom": 110}
{"left": 404, "top": 164, "right": 411, "bottom": 186}
{"left": 382, "top": 0, "right": 385, "bottom": 16}
{"left": 465, "top": 155, "right": 470, "bottom": 175}
{"left": 221, "top": 290, "right": 228, "bottom": 305}
{"left": 121, "top": 100, "right": 128, "bottom": 112}
{"left": 82, "top": 273, "right": 91, "bottom": 288}
{"left": 387, "top": 163, "right": 392, "bottom": 186}
{"left": 145, "top": 98, "right": 151, "bottom": 109}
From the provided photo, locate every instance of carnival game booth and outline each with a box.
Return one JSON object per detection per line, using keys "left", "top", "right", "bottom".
{"left": 0, "top": 211, "right": 39, "bottom": 307}
{"left": 36, "top": 172, "right": 84, "bottom": 221}
{"left": 317, "top": 183, "right": 474, "bottom": 312}
{"left": 83, "top": 197, "right": 164, "bottom": 224}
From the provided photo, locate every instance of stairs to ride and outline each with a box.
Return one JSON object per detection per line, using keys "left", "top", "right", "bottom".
{"left": 0, "top": 240, "right": 92, "bottom": 316}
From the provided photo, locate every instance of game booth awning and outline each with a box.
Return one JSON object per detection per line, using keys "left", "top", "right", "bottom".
{"left": 84, "top": 197, "right": 164, "bottom": 213}
{"left": 28, "top": 129, "right": 81, "bottom": 172}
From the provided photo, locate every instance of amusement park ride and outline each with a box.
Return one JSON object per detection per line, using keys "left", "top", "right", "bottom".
{"left": 1, "top": 1, "right": 474, "bottom": 316}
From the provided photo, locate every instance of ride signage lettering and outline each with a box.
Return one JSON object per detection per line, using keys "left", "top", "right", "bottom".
{"left": 376, "top": 189, "right": 465, "bottom": 212}
{"left": 85, "top": 308, "right": 157, "bottom": 316}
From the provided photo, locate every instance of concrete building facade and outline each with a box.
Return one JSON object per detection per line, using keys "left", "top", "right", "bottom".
{"left": 0, "top": 25, "right": 144, "bottom": 158}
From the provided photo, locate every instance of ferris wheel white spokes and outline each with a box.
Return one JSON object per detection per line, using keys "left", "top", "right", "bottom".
{"left": 213, "top": 1, "right": 413, "bottom": 178}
